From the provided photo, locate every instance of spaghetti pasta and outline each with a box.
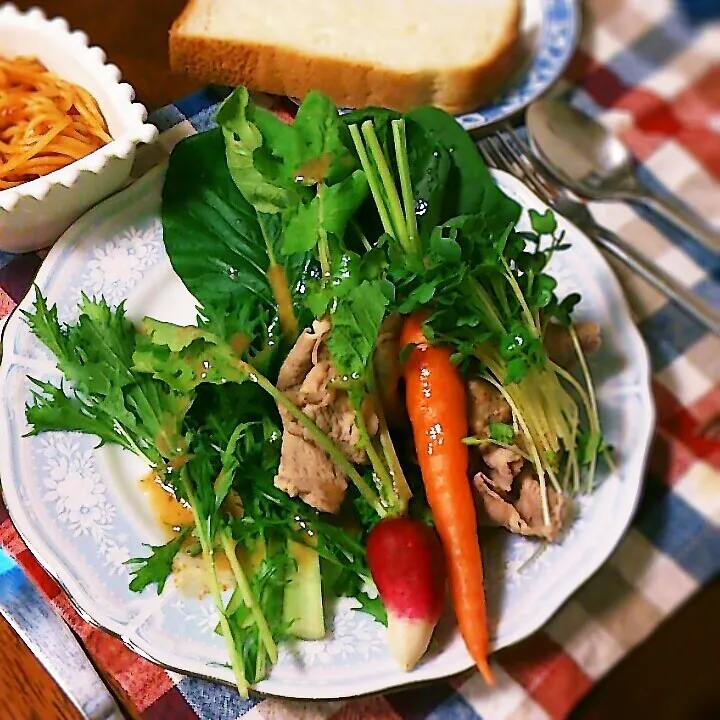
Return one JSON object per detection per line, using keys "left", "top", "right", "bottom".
{"left": 0, "top": 56, "right": 111, "bottom": 190}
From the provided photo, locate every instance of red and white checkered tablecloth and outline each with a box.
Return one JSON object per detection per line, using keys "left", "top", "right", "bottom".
{"left": 1, "top": 1, "right": 719, "bottom": 718}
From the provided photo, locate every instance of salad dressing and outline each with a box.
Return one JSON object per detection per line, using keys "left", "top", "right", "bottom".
{"left": 294, "top": 153, "right": 332, "bottom": 184}
{"left": 140, "top": 471, "right": 237, "bottom": 598}
{"left": 267, "top": 263, "right": 297, "bottom": 337}
{"left": 140, "top": 472, "right": 194, "bottom": 533}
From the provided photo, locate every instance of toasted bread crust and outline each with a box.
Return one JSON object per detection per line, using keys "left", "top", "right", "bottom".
{"left": 169, "top": 1, "right": 522, "bottom": 114}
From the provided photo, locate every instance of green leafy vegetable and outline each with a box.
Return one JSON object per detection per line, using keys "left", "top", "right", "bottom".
{"left": 488, "top": 422, "right": 515, "bottom": 445}
{"left": 24, "top": 290, "right": 190, "bottom": 467}
{"left": 326, "top": 280, "right": 390, "bottom": 382}
{"left": 216, "top": 88, "right": 368, "bottom": 281}
{"left": 405, "top": 106, "right": 521, "bottom": 223}
{"left": 126, "top": 530, "right": 189, "bottom": 593}
{"left": 216, "top": 87, "right": 298, "bottom": 214}
{"left": 162, "top": 128, "right": 311, "bottom": 347}
{"left": 355, "top": 591, "right": 388, "bottom": 627}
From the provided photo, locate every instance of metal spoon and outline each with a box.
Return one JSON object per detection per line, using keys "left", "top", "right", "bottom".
{"left": 526, "top": 99, "right": 720, "bottom": 253}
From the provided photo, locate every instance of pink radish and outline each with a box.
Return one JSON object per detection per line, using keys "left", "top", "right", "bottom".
{"left": 366, "top": 517, "right": 446, "bottom": 670}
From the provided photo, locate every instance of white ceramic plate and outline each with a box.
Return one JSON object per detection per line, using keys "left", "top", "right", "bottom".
{"left": 0, "top": 162, "right": 654, "bottom": 699}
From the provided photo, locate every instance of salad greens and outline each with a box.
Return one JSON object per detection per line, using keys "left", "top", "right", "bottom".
{"left": 24, "top": 86, "right": 609, "bottom": 696}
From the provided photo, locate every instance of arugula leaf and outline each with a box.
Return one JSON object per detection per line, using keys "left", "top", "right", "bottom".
{"left": 25, "top": 379, "right": 132, "bottom": 450}
{"left": 215, "top": 88, "right": 369, "bottom": 321}
{"left": 25, "top": 292, "right": 335, "bottom": 695}
{"left": 289, "top": 91, "right": 358, "bottom": 185}
{"left": 218, "top": 88, "right": 358, "bottom": 193}
{"left": 283, "top": 171, "right": 369, "bottom": 255}
{"left": 133, "top": 320, "right": 248, "bottom": 394}
{"left": 126, "top": 530, "right": 189, "bottom": 593}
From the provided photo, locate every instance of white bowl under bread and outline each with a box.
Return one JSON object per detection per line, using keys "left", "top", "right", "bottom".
{"left": 170, "top": 0, "right": 522, "bottom": 114}
{"left": 0, "top": 4, "right": 157, "bottom": 253}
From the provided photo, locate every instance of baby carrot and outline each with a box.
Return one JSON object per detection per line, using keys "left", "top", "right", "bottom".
{"left": 400, "top": 313, "right": 494, "bottom": 685}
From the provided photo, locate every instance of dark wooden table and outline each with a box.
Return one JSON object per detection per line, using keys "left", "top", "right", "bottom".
{"left": 2, "top": 2, "right": 719, "bottom": 718}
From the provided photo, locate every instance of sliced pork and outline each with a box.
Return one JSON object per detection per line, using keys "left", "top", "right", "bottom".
{"left": 473, "top": 467, "right": 569, "bottom": 542}
{"left": 274, "top": 432, "right": 347, "bottom": 513}
{"left": 274, "top": 319, "right": 376, "bottom": 513}
{"left": 480, "top": 445, "right": 523, "bottom": 492}
{"left": 544, "top": 321, "right": 602, "bottom": 369}
{"left": 466, "top": 378, "right": 511, "bottom": 436}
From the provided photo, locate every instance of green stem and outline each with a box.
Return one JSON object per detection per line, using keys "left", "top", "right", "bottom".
{"left": 360, "top": 121, "right": 410, "bottom": 251}
{"left": 370, "top": 383, "right": 412, "bottom": 512}
{"left": 348, "top": 124, "right": 394, "bottom": 237}
{"left": 258, "top": 214, "right": 298, "bottom": 339}
{"left": 351, "top": 220, "right": 372, "bottom": 252}
{"left": 391, "top": 119, "right": 419, "bottom": 253}
{"left": 179, "top": 469, "right": 249, "bottom": 697}
{"left": 470, "top": 279, "right": 506, "bottom": 334}
{"left": 220, "top": 530, "right": 278, "bottom": 663}
{"left": 569, "top": 327, "right": 601, "bottom": 492}
{"left": 257, "top": 214, "right": 277, "bottom": 266}
{"left": 317, "top": 183, "right": 331, "bottom": 280}
{"left": 357, "top": 412, "right": 395, "bottom": 509}
{"left": 500, "top": 257, "right": 540, "bottom": 337}
{"left": 462, "top": 436, "right": 533, "bottom": 463}
{"left": 549, "top": 362, "right": 594, "bottom": 430}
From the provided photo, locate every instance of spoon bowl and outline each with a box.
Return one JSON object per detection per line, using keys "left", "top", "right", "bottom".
{"left": 526, "top": 99, "right": 720, "bottom": 252}
{"left": 528, "top": 101, "right": 641, "bottom": 197}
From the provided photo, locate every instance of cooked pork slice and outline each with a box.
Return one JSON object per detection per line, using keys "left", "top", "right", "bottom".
{"left": 295, "top": 394, "right": 372, "bottom": 464}
{"left": 277, "top": 319, "right": 332, "bottom": 390}
{"left": 275, "top": 432, "right": 347, "bottom": 513}
{"left": 466, "top": 378, "right": 512, "bottom": 435}
{"left": 274, "top": 318, "right": 375, "bottom": 513}
{"left": 473, "top": 467, "right": 569, "bottom": 542}
{"left": 544, "top": 321, "right": 602, "bottom": 368}
{"left": 480, "top": 445, "right": 523, "bottom": 492}
{"left": 513, "top": 471, "right": 568, "bottom": 537}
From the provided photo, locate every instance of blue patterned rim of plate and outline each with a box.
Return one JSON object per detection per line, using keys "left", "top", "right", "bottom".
{"left": 455, "top": 0, "right": 580, "bottom": 131}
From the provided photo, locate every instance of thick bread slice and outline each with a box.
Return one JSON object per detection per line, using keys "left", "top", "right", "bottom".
{"left": 169, "top": 0, "right": 522, "bottom": 114}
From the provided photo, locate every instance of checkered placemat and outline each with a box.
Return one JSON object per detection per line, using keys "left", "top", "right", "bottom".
{"left": 1, "top": 1, "right": 719, "bottom": 718}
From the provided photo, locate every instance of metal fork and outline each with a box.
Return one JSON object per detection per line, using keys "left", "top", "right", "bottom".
{"left": 479, "top": 126, "right": 720, "bottom": 335}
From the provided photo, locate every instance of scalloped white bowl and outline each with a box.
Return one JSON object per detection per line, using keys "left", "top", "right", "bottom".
{"left": 0, "top": 4, "right": 158, "bottom": 252}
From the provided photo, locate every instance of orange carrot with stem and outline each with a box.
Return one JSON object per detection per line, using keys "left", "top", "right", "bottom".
{"left": 400, "top": 313, "right": 494, "bottom": 685}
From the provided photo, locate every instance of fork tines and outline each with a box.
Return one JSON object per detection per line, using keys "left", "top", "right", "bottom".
{"left": 479, "top": 125, "right": 557, "bottom": 207}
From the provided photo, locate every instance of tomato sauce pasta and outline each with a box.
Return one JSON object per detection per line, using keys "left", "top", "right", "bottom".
{"left": 0, "top": 56, "right": 111, "bottom": 189}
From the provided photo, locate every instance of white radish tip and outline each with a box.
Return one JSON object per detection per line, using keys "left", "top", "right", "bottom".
{"left": 386, "top": 614, "right": 435, "bottom": 671}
